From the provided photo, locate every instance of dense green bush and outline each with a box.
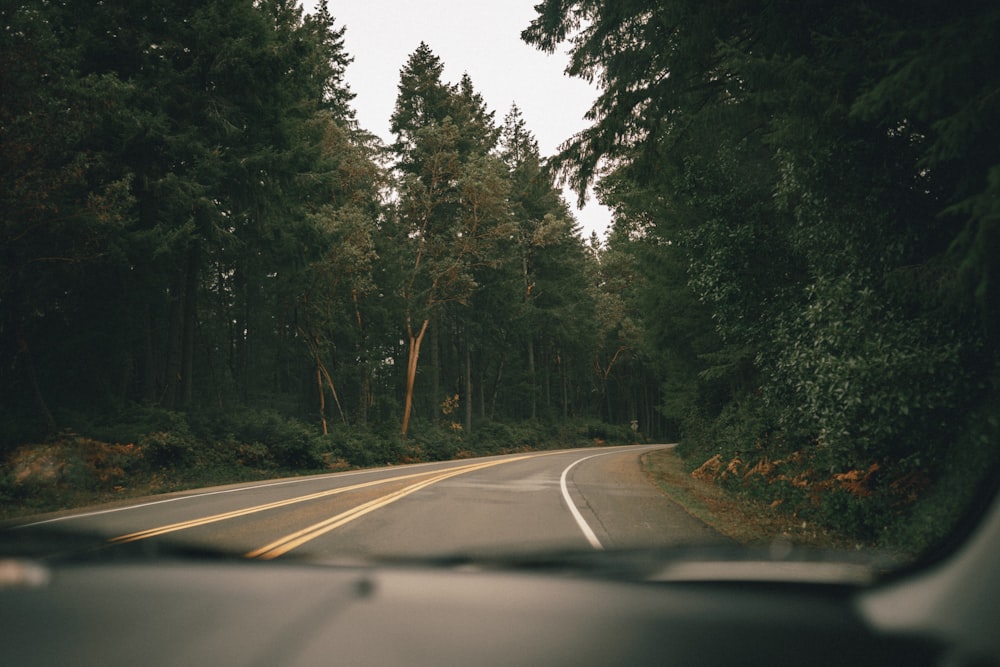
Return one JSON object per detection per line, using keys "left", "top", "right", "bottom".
{"left": 767, "top": 276, "right": 970, "bottom": 472}
{"left": 56, "top": 405, "right": 199, "bottom": 470}
{"left": 469, "top": 421, "right": 518, "bottom": 454}
{"left": 407, "top": 420, "right": 463, "bottom": 461}
{"left": 318, "top": 424, "right": 405, "bottom": 468}
{"left": 138, "top": 430, "right": 199, "bottom": 470}
{"left": 73, "top": 405, "right": 195, "bottom": 450}
{"left": 185, "top": 407, "right": 323, "bottom": 470}
{"left": 678, "top": 377, "right": 1000, "bottom": 554}
{"left": 231, "top": 411, "right": 323, "bottom": 470}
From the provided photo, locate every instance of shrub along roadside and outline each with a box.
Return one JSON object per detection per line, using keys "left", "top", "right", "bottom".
{"left": 0, "top": 406, "right": 633, "bottom": 521}
{"left": 673, "top": 388, "right": 1000, "bottom": 560}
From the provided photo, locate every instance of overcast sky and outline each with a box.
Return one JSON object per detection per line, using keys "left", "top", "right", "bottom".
{"left": 302, "top": 0, "right": 611, "bottom": 240}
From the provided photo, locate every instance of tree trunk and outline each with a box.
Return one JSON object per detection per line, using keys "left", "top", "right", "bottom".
{"left": 560, "top": 351, "right": 569, "bottom": 421}
{"left": 316, "top": 359, "right": 347, "bottom": 426}
{"left": 401, "top": 318, "right": 430, "bottom": 437}
{"left": 353, "top": 289, "right": 368, "bottom": 426}
{"left": 464, "top": 338, "right": 473, "bottom": 434}
{"left": 523, "top": 254, "right": 537, "bottom": 420}
{"left": 479, "top": 368, "right": 486, "bottom": 420}
{"left": 179, "top": 243, "right": 199, "bottom": 407}
{"left": 300, "top": 327, "right": 347, "bottom": 427}
{"left": 544, "top": 349, "right": 552, "bottom": 410}
{"left": 358, "top": 366, "right": 369, "bottom": 426}
{"left": 161, "top": 265, "right": 184, "bottom": 409}
{"left": 430, "top": 315, "right": 440, "bottom": 418}
{"left": 142, "top": 303, "right": 157, "bottom": 403}
{"left": 604, "top": 377, "right": 613, "bottom": 424}
{"left": 316, "top": 366, "right": 328, "bottom": 435}
{"left": 17, "top": 336, "right": 57, "bottom": 434}
{"left": 527, "top": 338, "right": 536, "bottom": 420}
{"left": 489, "top": 356, "right": 504, "bottom": 421}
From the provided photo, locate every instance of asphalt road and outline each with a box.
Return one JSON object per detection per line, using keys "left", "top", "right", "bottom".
{"left": 16, "top": 444, "right": 728, "bottom": 559}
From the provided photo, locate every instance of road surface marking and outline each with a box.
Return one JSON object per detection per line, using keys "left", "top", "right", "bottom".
{"left": 246, "top": 454, "right": 546, "bottom": 559}
{"left": 560, "top": 452, "right": 614, "bottom": 550}
{"left": 108, "top": 458, "right": 539, "bottom": 545}
{"left": 100, "top": 446, "right": 654, "bottom": 552}
{"left": 17, "top": 463, "right": 451, "bottom": 528}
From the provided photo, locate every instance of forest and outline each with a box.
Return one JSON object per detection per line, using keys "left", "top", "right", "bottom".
{"left": 3, "top": 0, "right": 998, "bottom": 549}
{"left": 1, "top": 0, "right": 655, "bottom": 482}
{"left": 522, "top": 0, "right": 1000, "bottom": 548}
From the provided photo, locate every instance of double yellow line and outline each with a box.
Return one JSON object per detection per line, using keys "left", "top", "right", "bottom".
{"left": 247, "top": 456, "right": 529, "bottom": 559}
{"left": 110, "top": 453, "right": 546, "bottom": 558}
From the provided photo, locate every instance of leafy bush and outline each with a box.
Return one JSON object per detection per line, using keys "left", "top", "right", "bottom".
{"left": 767, "top": 276, "right": 971, "bottom": 472}
{"left": 468, "top": 421, "right": 518, "bottom": 454}
{"left": 233, "top": 441, "right": 274, "bottom": 469}
{"left": 138, "top": 430, "right": 198, "bottom": 469}
{"left": 185, "top": 407, "right": 324, "bottom": 470}
{"left": 77, "top": 404, "right": 195, "bottom": 449}
{"left": 546, "top": 419, "right": 633, "bottom": 448}
{"left": 232, "top": 410, "right": 323, "bottom": 470}
{"left": 409, "top": 420, "right": 463, "bottom": 461}
{"left": 317, "top": 424, "right": 404, "bottom": 468}
{"left": 881, "top": 393, "right": 1000, "bottom": 556}
{"left": 1, "top": 436, "right": 147, "bottom": 510}
{"left": 464, "top": 419, "right": 630, "bottom": 455}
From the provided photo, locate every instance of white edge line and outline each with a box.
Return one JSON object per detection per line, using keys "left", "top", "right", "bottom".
{"left": 558, "top": 445, "right": 669, "bottom": 551}
{"left": 559, "top": 452, "right": 610, "bottom": 550}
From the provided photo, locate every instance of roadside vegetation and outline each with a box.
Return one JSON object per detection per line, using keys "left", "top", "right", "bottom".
{"left": 641, "top": 448, "right": 856, "bottom": 552}
{"left": 526, "top": 0, "right": 1000, "bottom": 560}
{"left": 642, "top": 446, "right": 995, "bottom": 561}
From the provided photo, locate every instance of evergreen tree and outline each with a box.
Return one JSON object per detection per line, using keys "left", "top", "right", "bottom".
{"left": 493, "top": 104, "right": 597, "bottom": 422}
{"left": 524, "top": 0, "right": 1000, "bottom": 535}
{"left": 0, "top": 0, "right": 376, "bottom": 441}
{"left": 388, "top": 45, "right": 513, "bottom": 436}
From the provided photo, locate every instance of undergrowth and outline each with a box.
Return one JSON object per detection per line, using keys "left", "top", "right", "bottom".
{"left": 675, "top": 392, "right": 1000, "bottom": 559}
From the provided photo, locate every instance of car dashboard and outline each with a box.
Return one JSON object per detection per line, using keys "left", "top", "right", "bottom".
{"left": 3, "top": 519, "right": 998, "bottom": 667}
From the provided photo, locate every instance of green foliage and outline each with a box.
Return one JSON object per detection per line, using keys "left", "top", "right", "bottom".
{"left": 407, "top": 420, "right": 465, "bottom": 461}
{"left": 1, "top": 0, "right": 635, "bottom": 466}
{"left": 137, "top": 431, "right": 199, "bottom": 471}
{"left": 468, "top": 421, "right": 522, "bottom": 454}
{"left": 769, "top": 276, "right": 970, "bottom": 471}
{"left": 74, "top": 404, "right": 192, "bottom": 445}
{"left": 317, "top": 424, "right": 405, "bottom": 468}
{"left": 882, "top": 394, "right": 1000, "bottom": 556}
{"left": 466, "top": 420, "right": 553, "bottom": 454}
{"left": 192, "top": 408, "right": 323, "bottom": 470}
{"left": 525, "top": 0, "right": 1000, "bottom": 553}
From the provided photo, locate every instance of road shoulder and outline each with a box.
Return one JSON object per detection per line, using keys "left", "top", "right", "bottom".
{"left": 641, "top": 447, "right": 850, "bottom": 549}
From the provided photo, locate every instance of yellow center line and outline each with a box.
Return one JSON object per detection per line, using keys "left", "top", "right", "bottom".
{"left": 109, "top": 462, "right": 498, "bottom": 545}
{"left": 246, "top": 454, "right": 538, "bottom": 560}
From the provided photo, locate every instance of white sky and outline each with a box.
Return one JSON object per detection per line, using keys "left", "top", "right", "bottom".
{"left": 302, "top": 0, "right": 611, "bottom": 240}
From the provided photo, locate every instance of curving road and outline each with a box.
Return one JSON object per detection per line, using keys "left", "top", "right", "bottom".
{"left": 17, "top": 444, "right": 727, "bottom": 559}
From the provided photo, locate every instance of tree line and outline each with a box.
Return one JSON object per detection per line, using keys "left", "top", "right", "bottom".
{"left": 0, "top": 0, "right": 660, "bottom": 451}
{"left": 524, "top": 0, "right": 1000, "bottom": 545}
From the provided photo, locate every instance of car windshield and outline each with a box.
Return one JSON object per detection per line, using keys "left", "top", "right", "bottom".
{"left": 2, "top": 0, "right": 998, "bottom": 574}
